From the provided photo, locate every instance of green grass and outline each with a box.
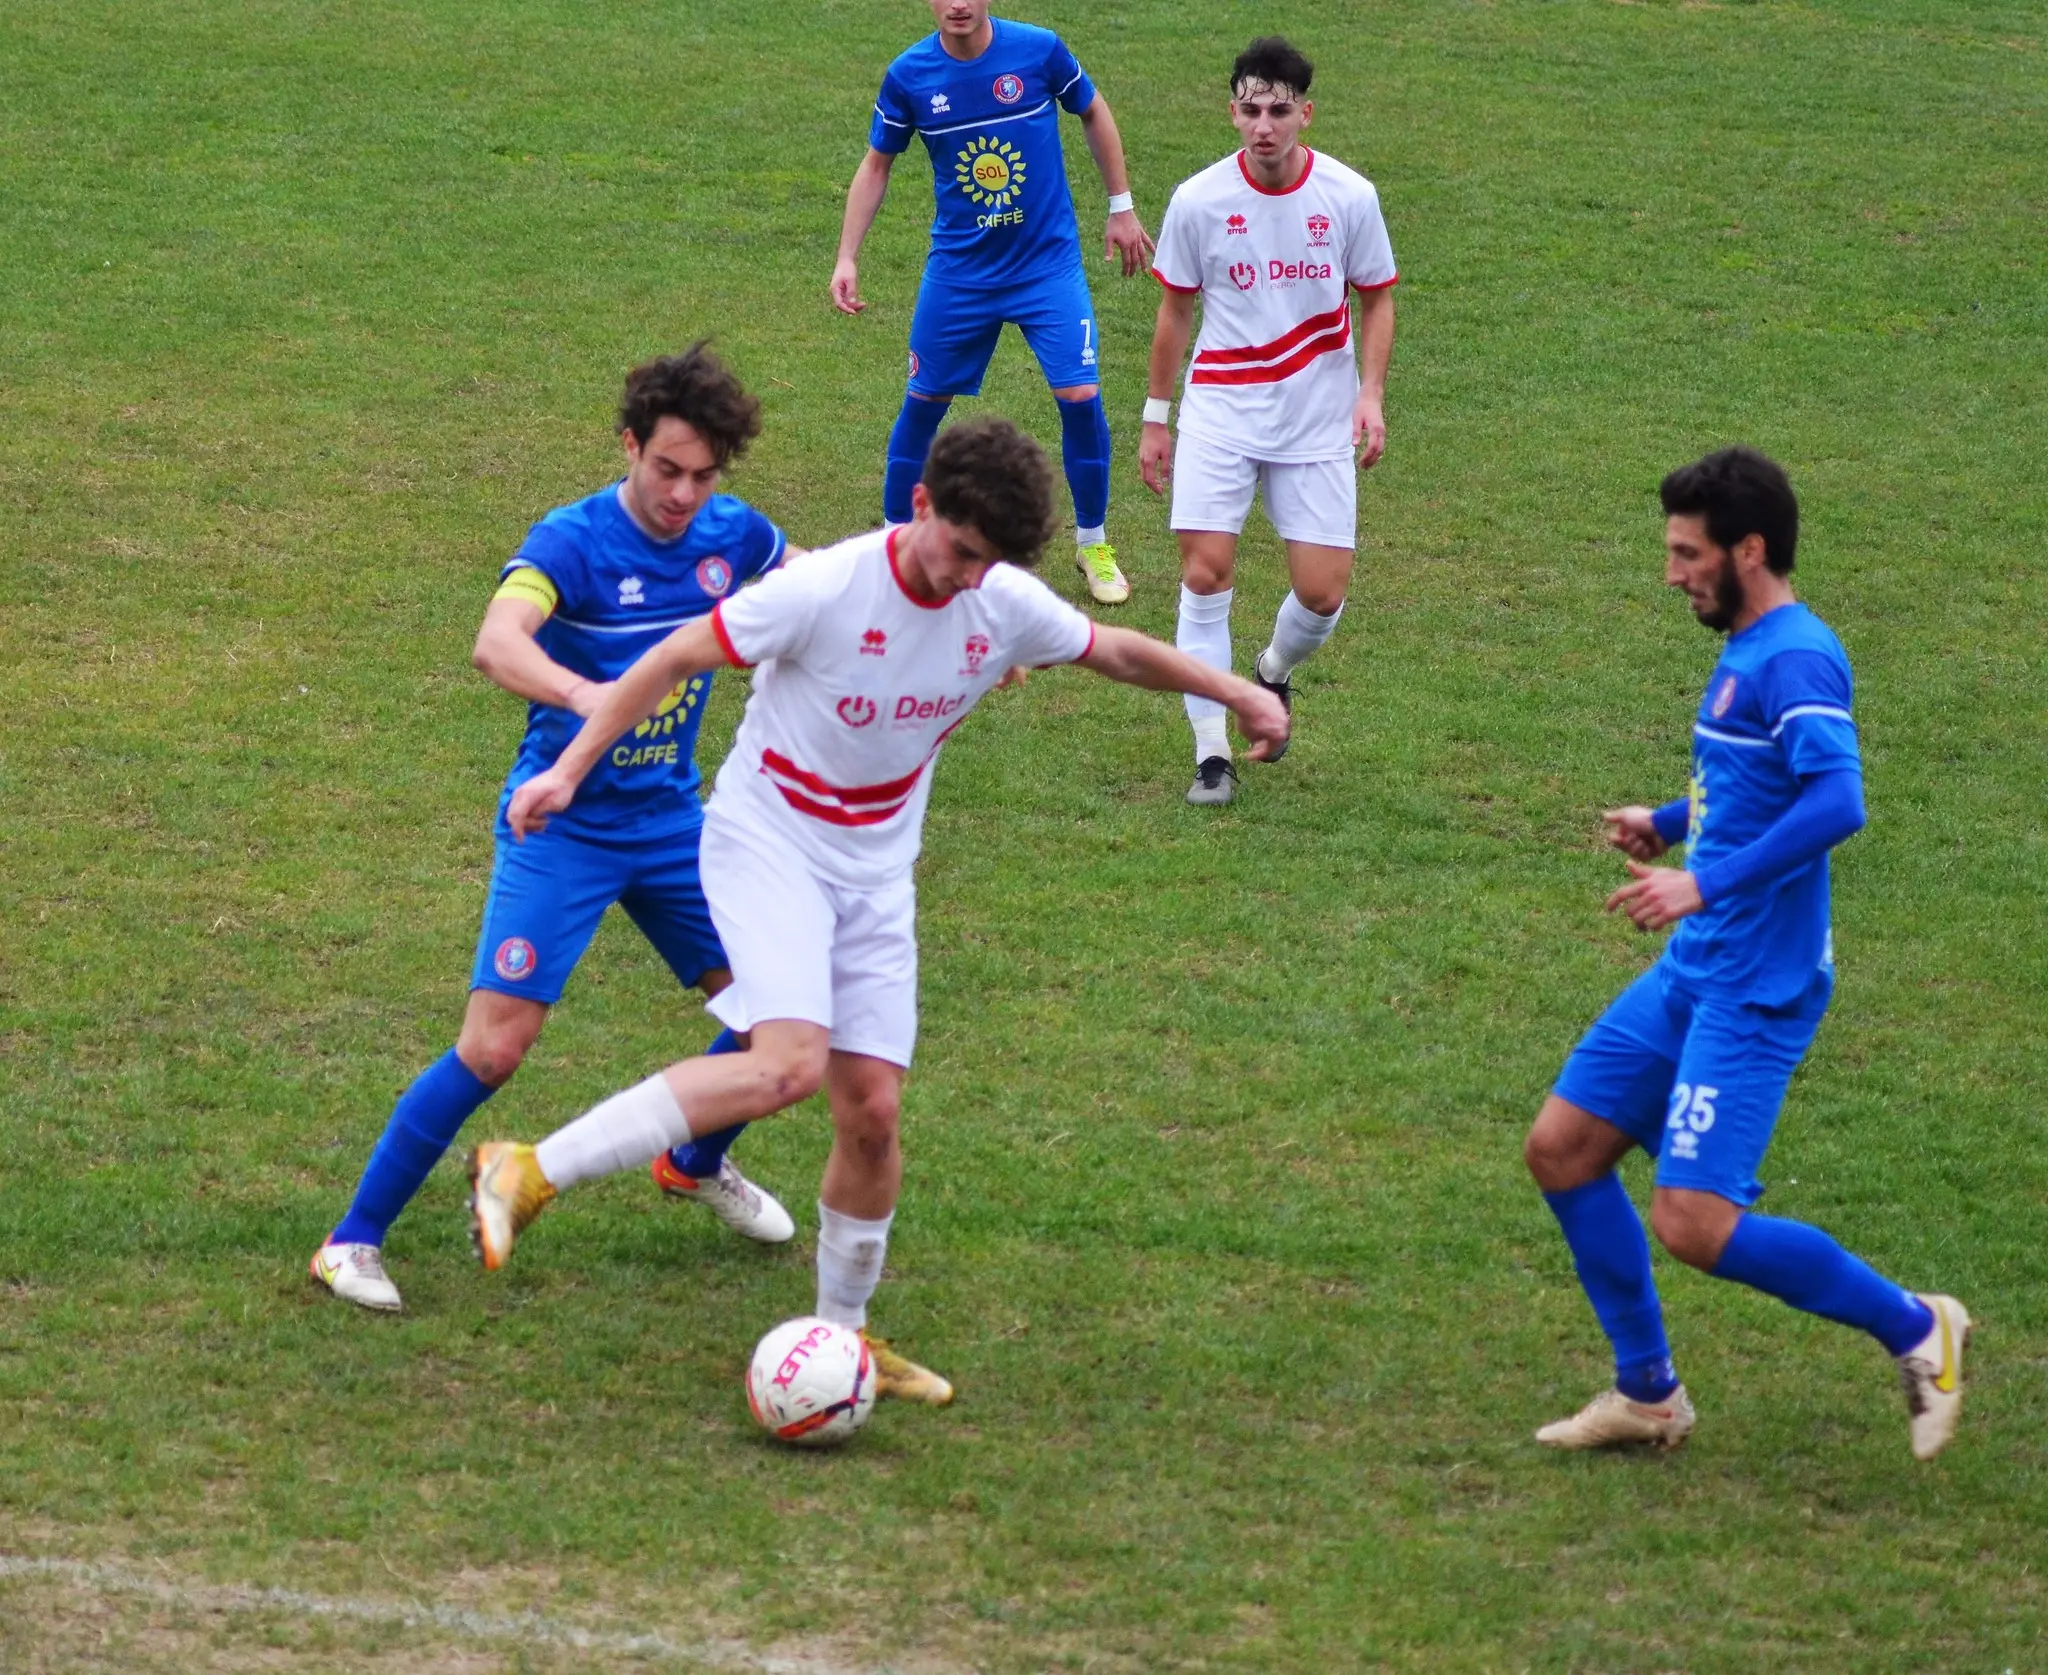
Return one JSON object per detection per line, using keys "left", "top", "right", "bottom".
{"left": 2, "top": 0, "right": 2045, "bottom": 1668}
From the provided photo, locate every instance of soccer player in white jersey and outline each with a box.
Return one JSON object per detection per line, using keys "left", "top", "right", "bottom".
{"left": 465, "top": 417, "right": 1287, "bottom": 1403}
{"left": 1140, "top": 37, "right": 1398, "bottom": 805}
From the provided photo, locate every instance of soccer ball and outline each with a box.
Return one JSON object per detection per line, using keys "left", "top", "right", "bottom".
{"left": 746, "top": 1316, "right": 874, "bottom": 1448}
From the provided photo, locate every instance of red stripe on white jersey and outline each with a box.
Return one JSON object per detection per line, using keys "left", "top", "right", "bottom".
{"left": 770, "top": 782, "right": 914, "bottom": 827}
{"left": 760, "top": 747, "right": 927, "bottom": 808}
{"left": 1190, "top": 316, "right": 1352, "bottom": 387}
{"left": 1192, "top": 301, "right": 1349, "bottom": 370}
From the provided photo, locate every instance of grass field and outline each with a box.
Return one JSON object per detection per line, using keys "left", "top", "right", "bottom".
{"left": 3, "top": 0, "right": 2045, "bottom": 1668}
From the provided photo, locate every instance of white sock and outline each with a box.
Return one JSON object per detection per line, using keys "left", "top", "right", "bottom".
{"left": 534, "top": 1073, "right": 689, "bottom": 1192}
{"left": 815, "top": 1202, "right": 894, "bottom": 1330}
{"left": 1261, "top": 591, "right": 1345, "bottom": 681}
{"left": 1075, "top": 524, "right": 1107, "bottom": 547}
{"left": 1177, "top": 584, "right": 1234, "bottom": 762}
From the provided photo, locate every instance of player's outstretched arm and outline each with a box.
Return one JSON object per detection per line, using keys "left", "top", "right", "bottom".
{"left": 505, "top": 617, "right": 727, "bottom": 838}
{"left": 1140, "top": 288, "right": 1197, "bottom": 495}
{"left": 472, "top": 596, "right": 613, "bottom": 718}
{"left": 831, "top": 149, "right": 897, "bottom": 315}
{"left": 1076, "top": 95, "right": 1154, "bottom": 276}
{"left": 1078, "top": 624, "right": 1288, "bottom": 760}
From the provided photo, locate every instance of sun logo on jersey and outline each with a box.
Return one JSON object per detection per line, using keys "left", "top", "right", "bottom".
{"left": 1687, "top": 763, "right": 1708, "bottom": 845}
{"left": 957, "top": 136, "right": 1026, "bottom": 210}
{"left": 633, "top": 674, "right": 709, "bottom": 740}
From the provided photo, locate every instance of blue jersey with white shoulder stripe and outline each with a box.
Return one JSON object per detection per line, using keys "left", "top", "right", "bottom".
{"left": 868, "top": 19, "right": 1096, "bottom": 290}
{"left": 1668, "top": 601, "right": 1860, "bottom": 1005}
{"left": 496, "top": 486, "right": 785, "bottom": 843}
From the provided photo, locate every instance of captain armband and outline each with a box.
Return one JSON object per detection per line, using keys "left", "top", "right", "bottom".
{"left": 494, "top": 566, "right": 560, "bottom": 617}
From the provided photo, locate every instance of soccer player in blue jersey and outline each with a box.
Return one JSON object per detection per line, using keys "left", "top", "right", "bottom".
{"left": 832, "top": 0, "right": 1153, "bottom": 607}
{"left": 1523, "top": 448, "right": 1971, "bottom": 1460}
{"left": 310, "top": 347, "right": 801, "bottom": 1312}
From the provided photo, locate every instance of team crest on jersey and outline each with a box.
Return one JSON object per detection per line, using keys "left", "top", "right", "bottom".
{"left": 696, "top": 556, "right": 733, "bottom": 597}
{"left": 961, "top": 633, "right": 990, "bottom": 676}
{"left": 1225, "top": 213, "right": 1248, "bottom": 235}
{"left": 1711, "top": 674, "right": 1738, "bottom": 718}
{"left": 1228, "top": 261, "right": 1258, "bottom": 291}
{"left": 837, "top": 695, "right": 878, "bottom": 728}
{"left": 860, "top": 628, "right": 888, "bottom": 657}
{"left": 1306, "top": 213, "right": 1332, "bottom": 246}
{"left": 617, "top": 575, "right": 645, "bottom": 606}
{"left": 993, "top": 73, "right": 1024, "bottom": 104}
{"left": 494, "top": 937, "right": 537, "bottom": 982}
{"left": 908, "top": 349, "right": 921, "bottom": 378}
{"left": 957, "top": 136, "right": 1026, "bottom": 210}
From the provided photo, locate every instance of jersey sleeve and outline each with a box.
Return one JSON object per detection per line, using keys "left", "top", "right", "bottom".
{"left": 996, "top": 569, "right": 1096, "bottom": 668}
{"left": 1345, "top": 187, "right": 1398, "bottom": 291}
{"left": 1151, "top": 187, "right": 1202, "bottom": 293}
{"left": 502, "top": 517, "right": 587, "bottom": 615}
{"left": 1046, "top": 34, "right": 1096, "bottom": 114}
{"left": 731, "top": 506, "right": 789, "bottom": 582}
{"left": 868, "top": 66, "right": 917, "bottom": 154}
{"left": 1764, "top": 649, "right": 1860, "bottom": 778}
{"left": 709, "top": 554, "right": 834, "bottom": 669}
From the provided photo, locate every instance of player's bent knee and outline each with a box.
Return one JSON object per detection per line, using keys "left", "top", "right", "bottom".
{"left": 1296, "top": 581, "right": 1349, "bottom": 616}
{"left": 1649, "top": 1192, "right": 1736, "bottom": 1271}
{"left": 1050, "top": 383, "right": 1099, "bottom": 403}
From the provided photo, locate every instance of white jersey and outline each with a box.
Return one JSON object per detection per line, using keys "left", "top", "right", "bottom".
{"left": 706, "top": 528, "right": 1095, "bottom": 889}
{"left": 1152, "top": 148, "right": 1397, "bottom": 464}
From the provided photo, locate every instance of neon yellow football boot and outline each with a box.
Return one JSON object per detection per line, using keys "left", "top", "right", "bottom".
{"left": 467, "top": 1142, "right": 556, "bottom": 1271}
{"left": 861, "top": 1330, "right": 955, "bottom": 1406}
{"left": 1075, "top": 542, "right": 1130, "bottom": 605}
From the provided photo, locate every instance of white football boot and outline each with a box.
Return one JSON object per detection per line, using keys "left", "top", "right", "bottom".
{"left": 650, "top": 1153, "right": 796, "bottom": 1243}
{"left": 1897, "top": 1293, "right": 1972, "bottom": 1461}
{"left": 1536, "top": 1385, "right": 1696, "bottom": 1451}
{"left": 309, "top": 1242, "right": 402, "bottom": 1313}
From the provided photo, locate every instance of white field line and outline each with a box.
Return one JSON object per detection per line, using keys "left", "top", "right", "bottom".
{"left": 0, "top": 1554, "right": 902, "bottom": 1674}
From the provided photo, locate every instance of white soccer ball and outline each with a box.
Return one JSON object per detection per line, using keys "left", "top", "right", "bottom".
{"left": 746, "top": 1316, "right": 875, "bottom": 1448}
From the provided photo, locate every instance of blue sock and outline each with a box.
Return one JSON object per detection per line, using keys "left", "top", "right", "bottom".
{"left": 1712, "top": 1213, "right": 1935, "bottom": 1356}
{"left": 666, "top": 1029, "right": 747, "bottom": 1179}
{"left": 331, "top": 1050, "right": 496, "bottom": 1247}
{"left": 882, "top": 395, "right": 950, "bottom": 524}
{"left": 1056, "top": 393, "right": 1112, "bottom": 536}
{"left": 1544, "top": 1176, "right": 1679, "bottom": 1401}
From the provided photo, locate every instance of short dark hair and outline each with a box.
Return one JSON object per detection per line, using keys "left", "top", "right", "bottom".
{"left": 1232, "top": 36, "right": 1314, "bottom": 100}
{"left": 922, "top": 415, "right": 1058, "bottom": 567}
{"left": 1659, "top": 446, "right": 1800, "bottom": 575}
{"left": 617, "top": 342, "right": 762, "bottom": 465}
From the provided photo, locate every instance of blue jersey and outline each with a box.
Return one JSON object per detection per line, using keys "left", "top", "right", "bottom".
{"left": 868, "top": 19, "right": 1096, "bottom": 291}
{"left": 496, "top": 487, "right": 785, "bottom": 843}
{"left": 1667, "top": 602, "right": 1860, "bottom": 1006}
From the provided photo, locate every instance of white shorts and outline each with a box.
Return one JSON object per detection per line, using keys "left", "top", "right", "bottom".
{"left": 1169, "top": 430, "right": 1357, "bottom": 550}
{"left": 699, "top": 811, "right": 919, "bottom": 1068}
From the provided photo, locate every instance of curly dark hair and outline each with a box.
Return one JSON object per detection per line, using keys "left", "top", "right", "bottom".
{"left": 617, "top": 342, "right": 762, "bottom": 465}
{"left": 921, "top": 415, "right": 1059, "bottom": 567}
{"left": 1660, "top": 447, "right": 1800, "bottom": 575}
{"left": 1232, "top": 36, "right": 1313, "bottom": 100}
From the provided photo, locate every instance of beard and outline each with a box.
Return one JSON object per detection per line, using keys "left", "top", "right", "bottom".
{"left": 1691, "top": 558, "right": 1746, "bottom": 632}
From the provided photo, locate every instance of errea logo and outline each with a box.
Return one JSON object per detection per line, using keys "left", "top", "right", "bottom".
{"left": 618, "top": 575, "right": 645, "bottom": 606}
{"left": 1225, "top": 213, "right": 1248, "bottom": 235}
{"left": 860, "top": 628, "right": 888, "bottom": 657}
{"left": 930, "top": 92, "right": 951, "bottom": 114}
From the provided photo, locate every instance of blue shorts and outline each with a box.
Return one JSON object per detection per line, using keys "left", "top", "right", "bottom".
{"left": 906, "top": 267, "right": 1099, "bottom": 397}
{"left": 469, "top": 820, "right": 727, "bottom": 1006}
{"left": 1553, "top": 959, "right": 1832, "bottom": 1206}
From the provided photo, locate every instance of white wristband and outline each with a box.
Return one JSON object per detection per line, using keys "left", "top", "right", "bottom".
{"left": 1142, "top": 397, "right": 1171, "bottom": 425}
{"left": 1107, "top": 191, "right": 1134, "bottom": 214}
